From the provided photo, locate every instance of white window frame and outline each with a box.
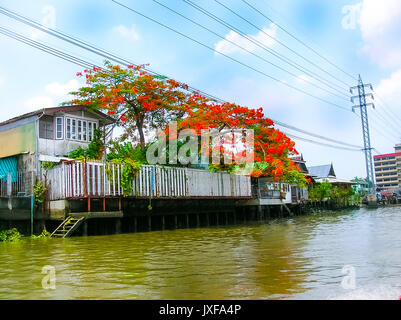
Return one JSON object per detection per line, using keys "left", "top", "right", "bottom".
{"left": 64, "top": 116, "right": 99, "bottom": 142}
{"left": 55, "top": 117, "right": 64, "bottom": 140}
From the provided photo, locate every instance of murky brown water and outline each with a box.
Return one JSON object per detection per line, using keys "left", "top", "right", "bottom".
{"left": 1, "top": 207, "right": 401, "bottom": 300}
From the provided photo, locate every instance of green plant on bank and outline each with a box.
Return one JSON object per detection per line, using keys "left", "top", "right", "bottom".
{"left": 69, "top": 129, "right": 105, "bottom": 160}
{"left": 63, "top": 217, "right": 75, "bottom": 230}
{"left": 31, "top": 229, "right": 51, "bottom": 239}
{"left": 107, "top": 141, "right": 146, "bottom": 195}
{"left": 308, "top": 181, "right": 332, "bottom": 201}
{"left": 109, "top": 158, "right": 143, "bottom": 195}
{"left": 41, "top": 161, "right": 56, "bottom": 172}
{"left": 0, "top": 228, "right": 22, "bottom": 242}
{"left": 33, "top": 181, "right": 47, "bottom": 206}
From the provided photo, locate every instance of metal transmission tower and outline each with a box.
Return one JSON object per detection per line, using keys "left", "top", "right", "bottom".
{"left": 350, "top": 75, "right": 375, "bottom": 194}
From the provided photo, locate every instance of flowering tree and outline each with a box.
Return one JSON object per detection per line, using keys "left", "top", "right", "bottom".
{"left": 66, "top": 62, "right": 308, "bottom": 186}
{"left": 66, "top": 61, "right": 188, "bottom": 150}
{"left": 175, "top": 96, "right": 306, "bottom": 185}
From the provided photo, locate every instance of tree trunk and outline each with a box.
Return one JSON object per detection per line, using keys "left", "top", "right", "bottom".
{"left": 137, "top": 118, "right": 145, "bottom": 150}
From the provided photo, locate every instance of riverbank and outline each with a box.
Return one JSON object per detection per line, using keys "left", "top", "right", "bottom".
{"left": 1, "top": 200, "right": 359, "bottom": 238}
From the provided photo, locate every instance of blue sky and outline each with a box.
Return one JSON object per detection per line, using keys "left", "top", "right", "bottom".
{"left": 1, "top": 0, "right": 401, "bottom": 179}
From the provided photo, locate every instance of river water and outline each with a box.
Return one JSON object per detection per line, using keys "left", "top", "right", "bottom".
{"left": 1, "top": 207, "right": 401, "bottom": 300}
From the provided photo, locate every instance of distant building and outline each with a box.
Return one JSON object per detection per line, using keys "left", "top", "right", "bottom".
{"left": 351, "top": 177, "right": 369, "bottom": 194}
{"left": 290, "top": 154, "right": 309, "bottom": 174}
{"left": 307, "top": 163, "right": 353, "bottom": 187}
{"left": 373, "top": 144, "right": 401, "bottom": 190}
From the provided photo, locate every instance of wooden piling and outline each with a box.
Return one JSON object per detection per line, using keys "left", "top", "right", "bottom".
{"left": 115, "top": 218, "right": 121, "bottom": 234}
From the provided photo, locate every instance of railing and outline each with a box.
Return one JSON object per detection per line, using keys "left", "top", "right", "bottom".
{"left": 46, "top": 161, "right": 252, "bottom": 200}
{"left": 0, "top": 171, "right": 34, "bottom": 197}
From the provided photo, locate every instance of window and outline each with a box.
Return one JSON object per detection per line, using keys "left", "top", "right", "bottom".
{"left": 66, "top": 118, "right": 71, "bottom": 139}
{"left": 72, "top": 120, "right": 76, "bottom": 140}
{"left": 56, "top": 117, "right": 64, "bottom": 139}
{"left": 78, "top": 120, "right": 82, "bottom": 141}
{"left": 88, "top": 122, "right": 93, "bottom": 141}
{"left": 65, "top": 116, "right": 98, "bottom": 142}
{"left": 39, "top": 117, "right": 54, "bottom": 139}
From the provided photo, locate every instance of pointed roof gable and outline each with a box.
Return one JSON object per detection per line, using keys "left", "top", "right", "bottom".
{"left": 307, "top": 164, "right": 336, "bottom": 179}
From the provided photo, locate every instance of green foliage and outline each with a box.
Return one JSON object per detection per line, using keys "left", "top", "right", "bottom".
{"left": 0, "top": 228, "right": 22, "bottom": 242}
{"left": 33, "top": 181, "right": 47, "bottom": 205}
{"left": 31, "top": 229, "right": 51, "bottom": 239}
{"left": 106, "top": 140, "right": 145, "bottom": 195}
{"left": 282, "top": 169, "right": 308, "bottom": 188}
{"left": 107, "top": 140, "right": 148, "bottom": 163}
{"left": 41, "top": 161, "right": 56, "bottom": 171}
{"left": 111, "top": 158, "right": 143, "bottom": 195}
{"left": 308, "top": 180, "right": 332, "bottom": 201}
{"left": 69, "top": 129, "right": 104, "bottom": 160}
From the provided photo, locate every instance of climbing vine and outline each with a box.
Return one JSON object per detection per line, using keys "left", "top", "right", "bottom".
{"left": 69, "top": 129, "right": 105, "bottom": 160}
{"left": 107, "top": 158, "right": 143, "bottom": 196}
{"left": 33, "top": 181, "right": 47, "bottom": 206}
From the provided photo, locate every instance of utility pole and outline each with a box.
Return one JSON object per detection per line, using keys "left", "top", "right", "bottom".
{"left": 350, "top": 75, "right": 375, "bottom": 194}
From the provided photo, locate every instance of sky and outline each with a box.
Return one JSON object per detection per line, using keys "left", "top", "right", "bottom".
{"left": 1, "top": 0, "right": 401, "bottom": 179}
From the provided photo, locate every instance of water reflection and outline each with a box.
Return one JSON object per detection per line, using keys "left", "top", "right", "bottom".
{"left": 1, "top": 207, "right": 401, "bottom": 299}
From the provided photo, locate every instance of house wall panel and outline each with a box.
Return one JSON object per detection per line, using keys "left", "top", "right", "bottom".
{"left": 0, "top": 122, "right": 36, "bottom": 158}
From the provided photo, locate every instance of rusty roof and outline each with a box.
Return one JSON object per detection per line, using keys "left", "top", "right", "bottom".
{"left": 0, "top": 105, "right": 115, "bottom": 127}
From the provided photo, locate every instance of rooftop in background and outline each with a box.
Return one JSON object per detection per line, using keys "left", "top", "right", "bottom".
{"left": 0, "top": 105, "right": 115, "bottom": 127}
{"left": 307, "top": 164, "right": 336, "bottom": 179}
{"left": 373, "top": 152, "right": 401, "bottom": 159}
{"left": 290, "top": 154, "right": 308, "bottom": 174}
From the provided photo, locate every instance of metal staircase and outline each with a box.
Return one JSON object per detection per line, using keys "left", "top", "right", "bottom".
{"left": 51, "top": 216, "right": 85, "bottom": 238}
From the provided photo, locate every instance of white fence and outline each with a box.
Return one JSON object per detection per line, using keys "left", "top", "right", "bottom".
{"left": 46, "top": 161, "right": 252, "bottom": 200}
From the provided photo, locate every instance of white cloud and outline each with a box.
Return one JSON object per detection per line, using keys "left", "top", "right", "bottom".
{"left": 29, "top": 5, "right": 56, "bottom": 40}
{"left": 45, "top": 79, "right": 80, "bottom": 96}
{"left": 24, "top": 96, "right": 54, "bottom": 110}
{"left": 24, "top": 79, "right": 81, "bottom": 111}
{"left": 214, "top": 23, "right": 277, "bottom": 55}
{"left": 113, "top": 25, "right": 140, "bottom": 42}
{"left": 358, "top": 0, "right": 401, "bottom": 68}
{"left": 375, "top": 69, "right": 401, "bottom": 112}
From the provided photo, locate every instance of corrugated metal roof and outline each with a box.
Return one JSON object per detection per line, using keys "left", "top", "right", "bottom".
{"left": 0, "top": 105, "right": 115, "bottom": 127}
{"left": 307, "top": 164, "right": 336, "bottom": 178}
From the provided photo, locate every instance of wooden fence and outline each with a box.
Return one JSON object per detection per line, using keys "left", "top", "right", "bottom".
{"left": 46, "top": 161, "right": 252, "bottom": 200}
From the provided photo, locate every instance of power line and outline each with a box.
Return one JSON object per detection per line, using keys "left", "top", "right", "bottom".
{"left": 152, "top": 0, "right": 349, "bottom": 102}
{"left": 0, "top": 4, "right": 365, "bottom": 154}
{"left": 0, "top": 26, "right": 95, "bottom": 69}
{"left": 283, "top": 132, "right": 362, "bottom": 152}
{"left": 182, "top": 0, "right": 350, "bottom": 95}
{"left": 240, "top": 0, "right": 358, "bottom": 82}
{"left": 0, "top": 5, "right": 225, "bottom": 104}
{"left": 272, "top": 118, "right": 363, "bottom": 148}
{"left": 213, "top": 0, "right": 353, "bottom": 89}
{"left": 111, "top": 0, "right": 352, "bottom": 113}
